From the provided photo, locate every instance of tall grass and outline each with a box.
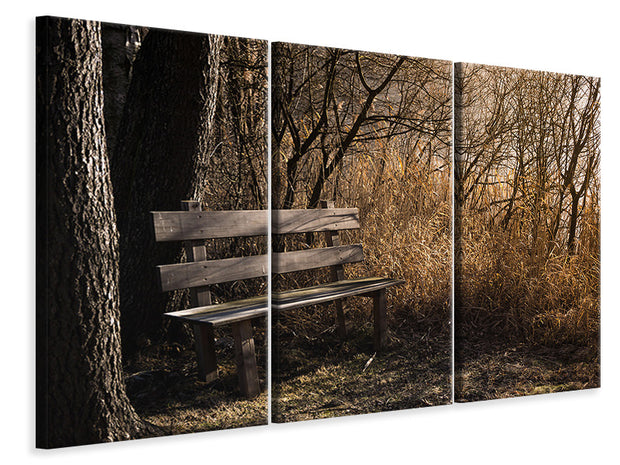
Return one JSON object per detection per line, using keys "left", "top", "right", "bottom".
{"left": 456, "top": 206, "right": 600, "bottom": 346}
{"left": 275, "top": 137, "right": 599, "bottom": 348}
{"left": 454, "top": 64, "right": 600, "bottom": 348}
{"left": 342, "top": 144, "right": 451, "bottom": 327}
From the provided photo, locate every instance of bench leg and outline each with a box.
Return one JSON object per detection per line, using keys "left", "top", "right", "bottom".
{"left": 372, "top": 289, "right": 387, "bottom": 351}
{"left": 232, "top": 320, "right": 260, "bottom": 398}
{"left": 334, "top": 299, "right": 347, "bottom": 339}
{"left": 193, "top": 324, "right": 218, "bottom": 383}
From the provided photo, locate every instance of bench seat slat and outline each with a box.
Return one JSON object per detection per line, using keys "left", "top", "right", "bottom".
{"left": 272, "top": 208, "right": 359, "bottom": 234}
{"left": 164, "top": 295, "right": 268, "bottom": 327}
{"left": 164, "top": 277, "right": 403, "bottom": 326}
{"left": 272, "top": 277, "right": 404, "bottom": 311}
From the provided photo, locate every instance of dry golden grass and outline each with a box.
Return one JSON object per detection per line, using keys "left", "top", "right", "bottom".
{"left": 274, "top": 141, "right": 451, "bottom": 333}
{"left": 456, "top": 207, "right": 600, "bottom": 347}
{"left": 350, "top": 153, "right": 451, "bottom": 325}
{"left": 455, "top": 181, "right": 600, "bottom": 401}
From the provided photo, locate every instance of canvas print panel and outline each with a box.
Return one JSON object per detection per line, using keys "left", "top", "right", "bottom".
{"left": 454, "top": 63, "right": 600, "bottom": 401}
{"left": 271, "top": 43, "right": 453, "bottom": 422}
{"left": 36, "top": 16, "right": 268, "bottom": 448}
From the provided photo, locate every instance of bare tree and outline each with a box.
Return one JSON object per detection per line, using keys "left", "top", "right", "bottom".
{"left": 272, "top": 44, "right": 451, "bottom": 210}
{"left": 211, "top": 36, "right": 268, "bottom": 210}
{"left": 455, "top": 64, "right": 600, "bottom": 256}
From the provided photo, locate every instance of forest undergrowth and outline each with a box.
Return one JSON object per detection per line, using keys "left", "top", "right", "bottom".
{"left": 455, "top": 206, "right": 600, "bottom": 401}
{"left": 456, "top": 210, "right": 600, "bottom": 347}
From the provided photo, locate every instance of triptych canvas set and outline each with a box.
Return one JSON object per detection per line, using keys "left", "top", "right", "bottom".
{"left": 36, "top": 16, "right": 600, "bottom": 448}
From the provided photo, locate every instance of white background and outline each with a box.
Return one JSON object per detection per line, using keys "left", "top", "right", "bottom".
{"left": 2, "top": 1, "right": 618, "bottom": 463}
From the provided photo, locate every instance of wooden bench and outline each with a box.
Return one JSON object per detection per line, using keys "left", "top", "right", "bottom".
{"left": 272, "top": 200, "right": 404, "bottom": 351}
{"left": 151, "top": 200, "right": 268, "bottom": 398}
{"left": 151, "top": 200, "right": 403, "bottom": 398}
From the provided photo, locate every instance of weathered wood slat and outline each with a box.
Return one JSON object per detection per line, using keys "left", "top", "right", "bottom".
{"left": 152, "top": 210, "right": 268, "bottom": 242}
{"left": 157, "top": 254, "right": 268, "bottom": 291}
{"left": 164, "top": 296, "right": 267, "bottom": 327}
{"left": 272, "top": 208, "right": 359, "bottom": 234}
{"left": 272, "top": 277, "right": 404, "bottom": 311}
{"left": 164, "top": 277, "right": 401, "bottom": 325}
{"left": 165, "top": 295, "right": 267, "bottom": 319}
{"left": 210, "top": 306, "right": 266, "bottom": 327}
{"left": 153, "top": 207, "right": 358, "bottom": 242}
{"left": 158, "top": 244, "right": 362, "bottom": 291}
{"left": 272, "top": 245, "right": 363, "bottom": 274}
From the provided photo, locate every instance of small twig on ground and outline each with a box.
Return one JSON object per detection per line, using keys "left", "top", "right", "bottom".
{"left": 362, "top": 352, "right": 376, "bottom": 373}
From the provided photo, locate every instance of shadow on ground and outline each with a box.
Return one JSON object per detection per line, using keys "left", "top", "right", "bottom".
{"left": 455, "top": 337, "right": 600, "bottom": 402}
{"left": 123, "top": 326, "right": 268, "bottom": 436}
{"left": 272, "top": 306, "right": 451, "bottom": 423}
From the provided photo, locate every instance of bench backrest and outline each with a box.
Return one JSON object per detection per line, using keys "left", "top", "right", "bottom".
{"left": 151, "top": 200, "right": 362, "bottom": 299}
{"left": 152, "top": 201, "right": 268, "bottom": 309}
{"left": 272, "top": 200, "right": 363, "bottom": 281}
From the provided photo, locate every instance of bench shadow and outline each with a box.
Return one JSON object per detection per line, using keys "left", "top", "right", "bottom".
{"left": 124, "top": 327, "right": 268, "bottom": 434}
{"left": 271, "top": 310, "right": 452, "bottom": 423}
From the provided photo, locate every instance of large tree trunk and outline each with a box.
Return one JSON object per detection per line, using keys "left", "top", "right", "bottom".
{"left": 36, "top": 16, "right": 148, "bottom": 448}
{"left": 110, "top": 29, "right": 222, "bottom": 357}
{"left": 101, "top": 22, "right": 145, "bottom": 156}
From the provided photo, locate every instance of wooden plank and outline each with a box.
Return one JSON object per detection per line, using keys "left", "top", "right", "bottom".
{"left": 204, "top": 306, "right": 268, "bottom": 327}
{"left": 272, "top": 245, "right": 363, "bottom": 275}
{"left": 164, "top": 295, "right": 267, "bottom": 326}
{"left": 165, "top": 295, "right": 268, "bottom": 319}
{"left": 272, "top": 208, "right": 359, "bottom": 234}
{"left": 157, "top": 254, "right": 268, "bottom": 291}
{"left": 152, "top": 209, "right": 268, "bottom": 242}
{"left": 181, "top": 201, "right": 217, "bottom": 383}
{"left": 272, "top": 277, "right": 404, "bottom": 311}
{"left": 232, "top": 320, "right": 261, "bottom": 398}
{"left": 320, "top": 200, "right": 347, "bottom": 339}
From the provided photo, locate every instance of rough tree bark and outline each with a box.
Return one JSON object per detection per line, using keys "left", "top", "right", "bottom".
{"left": 101, "top": 22, "right": 145, "bottom": 156}
{"left": 110, "top": 29, "right": 222, "bottom": 357}
{"left": 36, "top": 16, "right": 149, "bottom": 448}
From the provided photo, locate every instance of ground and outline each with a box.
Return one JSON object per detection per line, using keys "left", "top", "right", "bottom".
{"left": 123, "top": 304, "right": 452, "bottom": 432}
{"left": 272, "top": 304, "right": 452, "bottom": 422}
{"left": 455, "top": 336, "right": 600, "bottom": 402}
{"left": 121, "top": 310, "right": 597, "bottom": 434}
{"left": 123, "top": 325, "right": 268, "bottom": 436}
